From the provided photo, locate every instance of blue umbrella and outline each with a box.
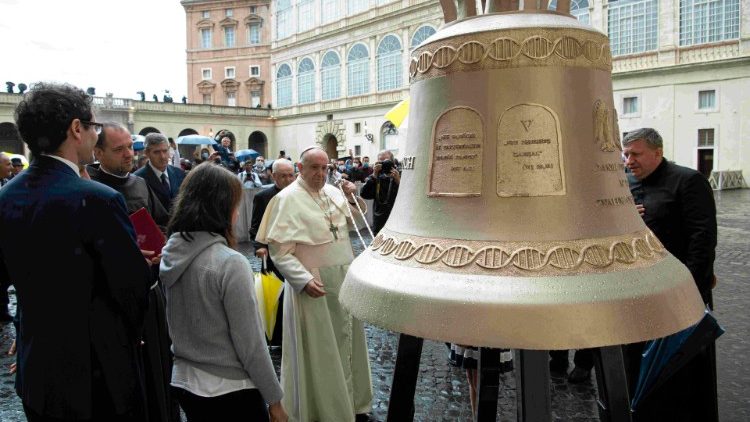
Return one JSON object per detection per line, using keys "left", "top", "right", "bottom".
{"left": 631, "top": 307, "right": 724, "bottom": 410}
{"left": 177, "top": 135, "right": 217, "bottom": 146}
{"left": 131, "top": 135, "right": 145, "bottom": 151}
{"left": 235, "top": 149, "right": 261, "bottom": 161}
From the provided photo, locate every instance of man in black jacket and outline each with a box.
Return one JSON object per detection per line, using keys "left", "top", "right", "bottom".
{"left": 1, "top": 82, "right": 152, "bottom": 422}
{"left": 88, "top": 123, "right": 169, "bottom": 226}
{"left": 360, "top": 150, "right": 400, "bottom": 235}
{"left": 623, "top": 127, "right": 718, "bottom": 421}
{"left": 249, "top": 159, "right": 296, "bottom": 346}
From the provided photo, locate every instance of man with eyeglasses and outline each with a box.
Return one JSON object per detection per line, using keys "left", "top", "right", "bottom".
{"left": 0, "top": 82, "right": 153, "bottom": 422}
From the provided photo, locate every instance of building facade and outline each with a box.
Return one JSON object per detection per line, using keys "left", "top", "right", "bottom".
{"left": 264, "top": 0, "right": 749, "bottom": 184}
{"left": 183, "top": 0, "right": 274, "bottom": 111}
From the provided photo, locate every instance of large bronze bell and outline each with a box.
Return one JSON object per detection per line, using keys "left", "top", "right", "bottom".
{"left": 340, "top": 0, "right": 705, "bottom": 349}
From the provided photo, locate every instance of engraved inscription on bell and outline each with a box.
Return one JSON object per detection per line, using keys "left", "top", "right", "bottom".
{"left": 497, "top": 103, "right": 565, "bottom": 197}
{"left": 429, "top": 107, "right": 483, "bottom": 197}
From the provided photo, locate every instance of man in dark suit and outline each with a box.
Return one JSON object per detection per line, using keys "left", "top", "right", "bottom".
{"left": 135, "top": 132, "right": 186, "bottom": 213}
{"left": 624, "top": 128, "right": 718, "bottom": 422}
{"left": 250, "top": 159, "right": 296, "bottom": 347}
{"left": 0, "top": 82, "right": 153, "bottom": 421}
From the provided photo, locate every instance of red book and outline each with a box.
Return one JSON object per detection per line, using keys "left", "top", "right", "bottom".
{"left": 129, "top": 207, "right": 166, "bottom": 255}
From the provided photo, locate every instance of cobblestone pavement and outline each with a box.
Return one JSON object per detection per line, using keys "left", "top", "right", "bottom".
{"left": 1, "top": 189, "right": 748, "bottom": 421}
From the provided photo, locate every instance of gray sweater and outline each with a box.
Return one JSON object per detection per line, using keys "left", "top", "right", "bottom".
{"left": 160, "top": 231, "right": 283, "bottom": 404}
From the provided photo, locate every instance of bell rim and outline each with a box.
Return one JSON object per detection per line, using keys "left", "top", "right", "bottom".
{"left": 340, "top": 251, "right": 705, "bottom": 350}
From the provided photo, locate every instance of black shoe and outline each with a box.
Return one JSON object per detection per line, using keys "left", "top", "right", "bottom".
{"left": 355, "top": 413, "right": 373, "bottom": 422}
{"left": 567, "top": 366, "right": 591, "bottom": 383}
{"left": 549, "top": 359, "right": 569, "bottom": 375}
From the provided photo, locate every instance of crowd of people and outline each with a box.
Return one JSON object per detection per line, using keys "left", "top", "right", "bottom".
{"left": 0, "top": 82, "right": 719, "bottom": 422}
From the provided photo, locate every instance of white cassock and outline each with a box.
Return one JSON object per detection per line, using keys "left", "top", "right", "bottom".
{"left": 256, "top": 178, "right": 373, "bottom": 422}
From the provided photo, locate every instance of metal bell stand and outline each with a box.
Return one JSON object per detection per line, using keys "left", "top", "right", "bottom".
{"left": 387, "top": 334, "right": 632, "bottom": 422}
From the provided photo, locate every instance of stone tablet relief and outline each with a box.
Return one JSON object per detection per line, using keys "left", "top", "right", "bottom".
{"left": 428, "top": 107, "right": 484, "bottom": 197}
{"left": 497, "top": 103, "right": 565, "bottom": 197}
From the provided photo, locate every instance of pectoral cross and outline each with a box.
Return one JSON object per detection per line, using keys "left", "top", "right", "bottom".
{"left": 329, "top": 223, "right": 339, "bottom": 240}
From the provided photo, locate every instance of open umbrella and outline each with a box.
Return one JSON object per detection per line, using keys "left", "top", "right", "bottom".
{"left": 131, "top": 135, "right": 145, "bottom": 151}
{"left": 235, "top": 149, "right": 260, "bottom": 161}
{"left": 384, "top": 97, "right": 410, "bottom": 128}
{"left": 253, "top": 257, "right": 284, "bottom": 341}
{"left": 2, "top": 153, "right": 28, "bottom": 169}
{"left": 631, "top": 307, "right": 724, "bottom": 410}
{"left": 177, "top": 135, "right": 217, "bottom": 146}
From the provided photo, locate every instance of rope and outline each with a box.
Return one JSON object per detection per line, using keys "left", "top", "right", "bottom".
{"left": 337, "top": 183, "right": 368, "bottom": 249}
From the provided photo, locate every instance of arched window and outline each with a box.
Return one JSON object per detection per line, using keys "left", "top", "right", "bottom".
{"left": 679, "top": 0, "right": 740, "bottom": 46}
{"left": 410, "top": 25, "right": 437, "bottom": 49}
{"left": 297, "top": 58, "right": 315, "bottom": 105}
{"left": 347, "top": 43, "right": 369, "bottom": 97}
{"left": 570, "top": 0, "right": 590, "bottom": 25}
{"left": 276, "top": 64, "right": 293, "bottom": 107}
{"left": 276, "top": 0, "right": 292, "bottom": 40}
{"left": 377, "top": 35, "right": 402, "bottom": 92}
{"left": 321, "top": 51, "right": 341, "bottom": 101}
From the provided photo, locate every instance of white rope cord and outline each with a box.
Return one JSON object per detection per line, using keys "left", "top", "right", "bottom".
{"left": 337, "top": 184, "right": 369, "bottom": 248}
{"left": 348, "top": 192, "right": 375, "bottom": 241}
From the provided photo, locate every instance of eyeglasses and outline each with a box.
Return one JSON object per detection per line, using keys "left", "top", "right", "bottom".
{"left": 80, "top": 120, "right": 103, "bottom": 135}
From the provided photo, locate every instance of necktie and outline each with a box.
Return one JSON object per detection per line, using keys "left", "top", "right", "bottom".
{"left": 160, "top": 173, "right": 170, "bottom": 192}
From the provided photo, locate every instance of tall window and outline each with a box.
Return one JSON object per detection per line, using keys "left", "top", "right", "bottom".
{"left": 377, "top": 35, "right": 402, "bottom": 92}
{"left": 699, "top": 90, "right": 716, "bottom": 110}
{"left": 348, "top": 0, "right": 368, "bottom": 16}
{"left": 680, "top": 0, "right": 740, "bottom": 46}
{"left": 410, "top": 25, "right": 436, "bottom": 49}
{"left": 200, "top": 28, "right": 212, "bottom": 49}
{"left": 248, "top": 22, "right": 261, "bottom": 44}
{"left": 224, "top": 26, "right": 235, "bottom": 47}
{"left": 298, "top": 0, "right": 315, "bottom": 32}
{"left": 623, "top": 96, "right": 639, "bottom": 115}
{"left": 251, "top": 90, "right": 262, "bottom": 107}
{"left": 347, "top": 43, "right": 369, "bottom": 97}
{"left": 321, "top": 51, "right": 341, "bottom": 100}
{"left": 202, "top": 94, "right": 211, "bottom": 104}
{"left": 276, "top": 0, "right": 292, "bottom": 40}
{"left": 226, "top": 92, "right": 236, "bottom": 106}
{"left": 297, "top": 58, "right": 315, "bottom": 104}
{"left": 608, "top": 0, "right": 658, "bottom": 56}
{"left": 571, "top": 0, "right": 590, "bottom": 25}
{"left": 321, "top": 0, "right": 340, "bottom": 23}
{"left": 698, "top": 128, "right": 715, "bottom": 146}
{"left": 276, "top": 64, "right": 293, "bottom": 107}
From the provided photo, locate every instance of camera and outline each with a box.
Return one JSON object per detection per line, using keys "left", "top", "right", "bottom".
{"left": 379, "top": 159, "right": 393, "bottom": 175}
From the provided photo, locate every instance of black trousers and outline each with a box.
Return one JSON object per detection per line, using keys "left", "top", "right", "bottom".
{"left": 173, "top": 387, "right": 269, "bottom": 422}
{"left": 549, "top": 348, "right": 594, "bottom": 371}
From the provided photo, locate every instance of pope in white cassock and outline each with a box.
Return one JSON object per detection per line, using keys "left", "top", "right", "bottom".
{"left": 256, "top": 146, "right": 373, "bottom": 421}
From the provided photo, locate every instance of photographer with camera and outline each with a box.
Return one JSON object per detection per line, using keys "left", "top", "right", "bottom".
{"left": 360, "top": 150, "right": 400, "bottom": 235}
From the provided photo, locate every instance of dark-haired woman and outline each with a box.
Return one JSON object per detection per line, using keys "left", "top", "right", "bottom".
{"left": 160, "top": 163, "right": 287, "bottom": 422}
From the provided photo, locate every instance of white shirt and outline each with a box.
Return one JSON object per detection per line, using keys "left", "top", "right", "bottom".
{"left": 149, "top": 161, "right": 169, "bottom": 186}
{"left": 171, "top": 359, "right": 255, "bottom": 398}
{"left": 42, "top": 154, "right": 80, "bottom": 177}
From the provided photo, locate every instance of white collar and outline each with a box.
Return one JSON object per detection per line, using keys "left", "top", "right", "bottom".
{"left": 148, "top": 161, "right": 168, "bottom": 179}
{"left": 99, "top": 164, "right": 130, "bottom": 179}
{"left": 42, "top": 154, "right": 80, "bottom": 177}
